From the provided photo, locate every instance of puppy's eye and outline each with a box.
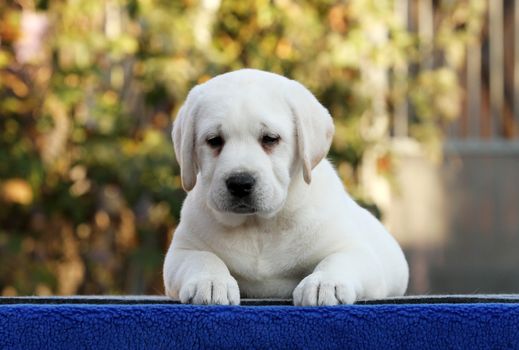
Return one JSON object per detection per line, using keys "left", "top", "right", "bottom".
{"left": 261, "top": 134, "right": 280, "bottom": 147}
{"left": 206, "top": 136, "right": 224, "bottom": 149}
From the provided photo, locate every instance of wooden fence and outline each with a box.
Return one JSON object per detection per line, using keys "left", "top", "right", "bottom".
{"left": 395, "top": 0, "right": 519, "bottom": 142}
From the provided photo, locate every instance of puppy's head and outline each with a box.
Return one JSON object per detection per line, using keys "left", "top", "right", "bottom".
{"left": 173, "top": 69, "right": 334, "bottom": 225}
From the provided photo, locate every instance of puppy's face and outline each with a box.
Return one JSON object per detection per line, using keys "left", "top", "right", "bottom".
{"left": 196, "top": 88, "right": 296, "bottom": 219}
{"left": 173, "top": 70, "right": 334, "bottom": 225}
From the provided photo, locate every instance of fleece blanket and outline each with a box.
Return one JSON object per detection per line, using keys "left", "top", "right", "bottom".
{"left": 0, "top": 295, "right": 518, "bottom": 349}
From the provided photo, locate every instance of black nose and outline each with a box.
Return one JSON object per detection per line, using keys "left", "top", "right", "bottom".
{"left": 226, "top": 173, "right": 256, "bottom": 198}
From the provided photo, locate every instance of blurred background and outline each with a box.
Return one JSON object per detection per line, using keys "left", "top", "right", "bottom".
{"left": 0, "top": 0, "right": 518, "bottom": 297}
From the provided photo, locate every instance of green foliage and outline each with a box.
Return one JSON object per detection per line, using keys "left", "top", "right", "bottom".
{"left": 0, "top": 0, "right": 484, "bottom": 295}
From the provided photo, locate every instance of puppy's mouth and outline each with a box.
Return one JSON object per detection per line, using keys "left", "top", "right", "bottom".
{"left": 229, "top": 203, "right": 257, "bottom": 214}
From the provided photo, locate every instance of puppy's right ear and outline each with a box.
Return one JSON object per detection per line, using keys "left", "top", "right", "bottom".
{"left": 172, "top": 86, "right": 202, "bottom": 192}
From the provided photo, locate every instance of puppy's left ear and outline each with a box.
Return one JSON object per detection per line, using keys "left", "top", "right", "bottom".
{"left": 172, "top": 86, "right": 202, "bottom": 192}
{"left": 285, "top": 80, "right": 335, "bottom": 184}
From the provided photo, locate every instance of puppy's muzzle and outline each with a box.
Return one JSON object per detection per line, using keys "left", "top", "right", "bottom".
{"left": 225, "top": 173, "right": 256, "bottom": 198}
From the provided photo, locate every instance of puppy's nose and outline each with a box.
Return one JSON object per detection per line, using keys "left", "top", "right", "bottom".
{"left": 226, "top": 173, "right": 256, "bottom": 198}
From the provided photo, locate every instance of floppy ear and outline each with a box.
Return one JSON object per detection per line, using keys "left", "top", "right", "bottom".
{"left": 172, "top": 86, "right": 202, "bottom": 192}
{"left": 285, "top": 80, "right": 335, "bottom": 184}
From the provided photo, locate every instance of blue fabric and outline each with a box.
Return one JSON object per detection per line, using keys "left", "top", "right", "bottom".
{"left": 1, "top": 303, "right": 519, "bottom": 349}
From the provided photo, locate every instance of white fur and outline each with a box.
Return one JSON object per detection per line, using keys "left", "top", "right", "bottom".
{"left": 163, "top": 69, "right": 408, "bottom": 305}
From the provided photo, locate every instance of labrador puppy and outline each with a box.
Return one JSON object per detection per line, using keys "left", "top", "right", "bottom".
{"left": 163, "top": 69, "right": 408, "bottom": 305}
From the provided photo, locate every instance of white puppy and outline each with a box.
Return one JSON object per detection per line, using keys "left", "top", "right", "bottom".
{"left": 163, "top": 69, "right": 408, "bottom": 305}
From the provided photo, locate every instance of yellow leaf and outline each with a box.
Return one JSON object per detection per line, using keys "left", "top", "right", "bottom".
{"left": 1, "top": 178, "right": 33, "bottom": 205}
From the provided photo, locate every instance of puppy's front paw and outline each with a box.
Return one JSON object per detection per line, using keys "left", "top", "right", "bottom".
{"left": 293, "top": 272, "right": 358, "bottom": 306}
{"left": 179, "top": 275, "right": 240, "bottom": 305}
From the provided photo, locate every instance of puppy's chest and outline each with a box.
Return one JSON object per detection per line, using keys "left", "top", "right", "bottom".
{"left": 217, "top": 227, "right": 317, "bottom": 280}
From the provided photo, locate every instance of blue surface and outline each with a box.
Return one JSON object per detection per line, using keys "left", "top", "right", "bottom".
{"left": 1, "top": 303, "right": 519, "bottom": 349}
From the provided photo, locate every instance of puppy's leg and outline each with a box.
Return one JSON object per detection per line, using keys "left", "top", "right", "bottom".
{"left": 293, "top": 249, "right": 387, "bottom": 306}
{"left": 163, "top": 248, "right": 240, "bottom": 305}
